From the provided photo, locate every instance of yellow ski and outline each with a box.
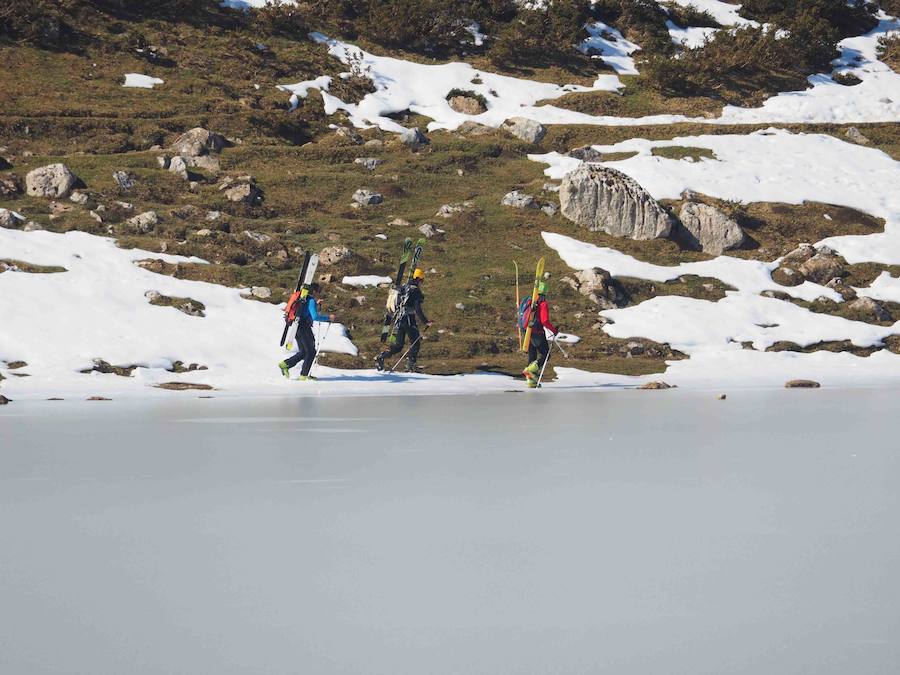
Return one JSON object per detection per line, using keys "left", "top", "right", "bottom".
{"left": 521, "top": 257, "right": 545, "bottom": 352}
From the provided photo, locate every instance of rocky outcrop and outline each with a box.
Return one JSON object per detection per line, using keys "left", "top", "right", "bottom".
{"left": 170, "top": 127, "right": 227, "bottom": 157}
{"left": 501, "top": 117, "right": 546, "bottom": 144}
{"left": 352, "top": 189, "right": 383, "bottom": 206}
{"left": 320, "top": 245, "right": 352, "bottom": 266}
{"left": 501, "top": 190, "right": 538, "bottom": 209}
{"left": 25, "top": 163, "right": 78, "bottom": 198}
{"left": 560, "top": 165, "right": 673, "bottom": 240}
{"left": 677, "top": 202, "right": 745, "bottom": 255}
{"left": 561, "top": 267, "right": 628, "bottom": 310}
{"left": 448, "top": 94, "right": 487, "bottom": 115}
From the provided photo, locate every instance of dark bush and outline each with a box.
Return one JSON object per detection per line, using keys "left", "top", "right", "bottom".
{"left": 489, "top": 0, "right": 591, "bottom": 67}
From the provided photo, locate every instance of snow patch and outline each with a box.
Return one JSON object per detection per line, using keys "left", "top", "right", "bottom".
{"left": 341, "top": 275, "right": 392, "bottom": 287}
{"left": 123, "top": 74, "right": 164, "bottom": 89}
{"left": 578, "top": 21, "right": 641, "bottom": 75}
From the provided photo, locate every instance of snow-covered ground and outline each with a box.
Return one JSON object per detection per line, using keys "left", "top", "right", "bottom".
{"left": 577, "top": 21, "right": 641, "bottom": 75}
{"left": 123, "top": 74, "right": 164, "bottom": 89}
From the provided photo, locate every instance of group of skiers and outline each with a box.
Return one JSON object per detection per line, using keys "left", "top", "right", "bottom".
{"left": 278, "top": 261, "right": 559, "bottom": 388}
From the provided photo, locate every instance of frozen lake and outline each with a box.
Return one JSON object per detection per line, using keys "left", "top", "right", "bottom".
{"left": 1, "top": 390, "right": 899, "bottom": 674}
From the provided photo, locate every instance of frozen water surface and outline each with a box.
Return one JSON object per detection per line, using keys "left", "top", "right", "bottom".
{"left": 1, "top": 390, "right": 899, "bottom": 674}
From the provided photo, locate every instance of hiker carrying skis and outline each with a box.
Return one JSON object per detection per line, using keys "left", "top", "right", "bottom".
{"left": 522, "top": 281, "right": 559, "bottom": 388}
{"left": 376, "top": 268, "right": 432, "bottom": 372}
{"left": 279, "top": 283, "right": 335, "bottom": 381}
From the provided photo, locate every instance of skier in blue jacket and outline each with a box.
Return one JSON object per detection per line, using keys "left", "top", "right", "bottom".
{"left": 278, "top": 284, "right": 335, "bottom": 381}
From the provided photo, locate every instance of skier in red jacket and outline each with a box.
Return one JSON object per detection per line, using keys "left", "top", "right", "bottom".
{"left": 522, "top": 281, "right": 559, "bottom": 388}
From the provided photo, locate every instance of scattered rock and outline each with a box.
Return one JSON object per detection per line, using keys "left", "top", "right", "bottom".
{"left": 798, "top": 250, "right": 845, "bottom": 285}
{"left": 456, "top": 121, "right": 495, "bottom": 136}
{"left": 771, "top": 267, "right": 803, "bottom": 286}
{"left": 436, "top": 201, "right": 473, "bottom": 218}
{"left": 448, "top": 94, "right": 487, "bottom": 115}
{"left": 0, "top": 395, "right": 11, "bottom": 405}
{"left": 126, "top": 211, "right": 160, "bottom": 234}
{"left": 640, "top": 381, "right": 674, "bottom": 389}
{"left": 560, "top": 165, "right": 673, "bottom": 240}
{"left": 844, "top": 127, "right": 871, "bottom": 145}
{"left": 562, "top": 267, "right": 628, "bottom": 310}
{"left": 354, "top": 157, "right": 382, "bottom": 171}
{"left": 112, "top": 170, "right": 135, "bottom": 191}
{"left": 542, "top": 182, "right": 560, "bottom": 193}
{"left": 0, "top": 208, "right": 23, "bottom": 229}
{"left": 69, "top": 190, "right": 89, "bottom": 205}
{"left": 168, "top": 155, "right": 189, "bottom": 180}
{"left": 388, "top": 217, "right": 411, "bottom": 227}
{"left": 541, "top": 202, "right": 558, "bottom": 217}
{"left": 364, "top": 138, "right": 384, "bottom": 149}
{"left": 335, "top": 125, "right": 364, "bottom": 145}
{"left": 0, "top": 175, "right": 20, "bottom": 197}
{"left": 223, "top": 181, "right": 263, "bottom": 205}
{"left": 500, "top": 117, "right": 546, "bottom": 144}
{"left": 87, "top": 396, "right": 112, "bottom": 401}
{"left": 194, "top": 228, "right": 213, "bottom": 237}
{"left": 249, "top": 286, "right": 272, "bottom": 299}
{"left": 170, "top": 127, "right": 227, "bottom": 157}
{"left": 351, "top": 295, "right": 367, "bottom": 307}
{"left": 22, "top": 221, "right": 43, "bottom": 232}
{"left": 398, "top": 127, "right": 428, "bottom": 148}
{"left": 782, "top": 243, "right": 817, "bottom": 267}
{"left": 418, "top": 222, "right": 438, "bottom": 238}
{"left": 568, "top": 145, "right": 603, "bottom": 162}
{"left": 154, "top": 382, "right": 215, "bottom": 391}
{"left": 785, "top": 379, "right": 821, "bottom": 388}
{"left": 25, "top": 163, "right": 79, "bottom": 198}
{"left": 352, "top": 189, "right": 383, "bottom": 206}
{"left": 205, "top": 210, "right": 222, "bottom": 221}
{"left": 825, "top": 276, "right": 857, "bottom": 300}
{"left": 846, "top": 296, "right": 891, "bottom": 322}
{"left": 677, "top": 202, "right": 745, "bottom": 255}
{"left": 241, "top": 230, "right": 271, "bottom": 244}
{"left": 501, "top": 190, "right": 538, "bottom": 209}
{"left": 80, "top": 359, "right": 138, "bottom": 377}
{"left": 320, "top": 245, "right": 352, "bottom": 266}
{"left": 455, "top": 302, "right": 466, "bottom": 310}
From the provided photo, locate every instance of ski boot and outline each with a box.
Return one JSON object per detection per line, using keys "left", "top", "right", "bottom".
{"left": 374, "top": 353, "right": 386, "bottom": 372}
{"left": 522, "top": 360, "right": 540, "bottom": 388}
{"left": 278, "top": 361, "right": 290, "bottom": 379}
{"left": 406, "top": 359, "right": 422, "bottom": 373}
{"left": 298, "top": 374, "right": 318, "bottom": 382}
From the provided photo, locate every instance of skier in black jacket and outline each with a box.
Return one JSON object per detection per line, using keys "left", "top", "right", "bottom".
{"left": 376, "top": 268, "right": 432, "bottom": 372}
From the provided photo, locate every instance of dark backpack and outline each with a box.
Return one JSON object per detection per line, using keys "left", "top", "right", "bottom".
{"left": 517, "top": 297, "right": 533, "bottom": 330}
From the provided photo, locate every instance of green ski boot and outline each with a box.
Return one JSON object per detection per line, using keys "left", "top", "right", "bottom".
{"left": 278, "top": 361, "right": 290, "bottom": 379}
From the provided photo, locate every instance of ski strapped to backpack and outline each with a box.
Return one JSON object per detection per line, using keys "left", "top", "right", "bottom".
{"left": 280, "top": 251, "right": 311, "bottom": 346}
{"left": 284, "top": 253, "right": 319, "bottom": 351}
{"left": 520, "top": 257, "right": 545, "bottom": 352}
{"left": 380, "top": 237, "right": 414, "bottom": 343}
{"left": 384, "top": 238, "right": 425, "bottom": 345}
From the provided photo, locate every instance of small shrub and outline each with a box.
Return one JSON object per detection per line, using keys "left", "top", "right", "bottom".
{"left": 665, "top": 3, "right": 721, "bottom": 29}
{"left": 878, "top": 34, "right": 900, "bottom": 70}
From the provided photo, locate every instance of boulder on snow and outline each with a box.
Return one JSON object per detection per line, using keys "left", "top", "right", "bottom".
{"left": 677, "top": 202, "right": 745, "bottom": 255}
{"left": 844, "top": 127, "right": 871, "bottom": 145}
{"left": 320, "top": 245, "right": 352, "bottom": 266}
{"left": 560, "top": 165, "right": 673, "bottom": 240}
{"left": 568, "top": 145, "right": 604, "bottom": 162}
{"left": 25, "top": 163, "right": 79, "bottom": 198}
{"left": 170, "top": 127, "right": 227, "bottom": 157}
{"left": 500, "top": 117, "right": 546, "bottom": 144}
{"left": 126, "top": 211, "right": 160, "bottom": 234}
{"left": 448, "top": 93, "right": 487, "bottom": 115}
{"left": 352, "top": 189, "right": 383, "bottom": 206}
{"left": 501, "top": 190, "right": 538, "bottom": 209}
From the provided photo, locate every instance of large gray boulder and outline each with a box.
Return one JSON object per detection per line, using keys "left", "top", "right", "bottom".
{"left": 25, "top": 163, "right": 78, "bottom": 198}
{"left": 501, "top": 117, "right": 546, "bottom": 144}
{"left": 170, "top": 127, "right": 226, "bottom": 157}
{"left": 562, "top": 267, "right": 627, "bottom": 310}
{"left": 560, "top": 165, "right": 673, "bottom": 240}
{"left": 678, "top": 202, "right": 745, "bottom": 255}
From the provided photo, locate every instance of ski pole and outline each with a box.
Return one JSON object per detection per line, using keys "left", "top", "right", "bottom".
{"left": 389, "top": 335, "right": 425, "bottom": 373}
{"left": 554, "top": 336, "right": 569, "bottom": 359}
{"left": 536, "top": 336, "right": 556, "bottom": 388}
{"left": 309, "top": 321, "right": 332, "bottom": 377}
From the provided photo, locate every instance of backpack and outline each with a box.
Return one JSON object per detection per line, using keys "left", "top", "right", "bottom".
{"left": 517, "top": 297, "right": 533, "bottom": 331}
{"left": 285, "top": 291, "right": 303, "bottom": 322}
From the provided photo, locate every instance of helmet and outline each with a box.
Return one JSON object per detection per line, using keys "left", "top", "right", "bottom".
{"left": 537, "top": 281, "right": 547, "bottom": 294}
{"left": 413, "top": 268, "right": 425, "bottom": 280}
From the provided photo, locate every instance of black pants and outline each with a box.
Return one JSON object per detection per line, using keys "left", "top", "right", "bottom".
{"left": 528, "top": 330, "right": 549, "bottom": 369}
{"left": 381, "top": 317, "right": 421, "bottom": 361}
{"left": 285, "top": 323, "right": 317, "bottom": 376}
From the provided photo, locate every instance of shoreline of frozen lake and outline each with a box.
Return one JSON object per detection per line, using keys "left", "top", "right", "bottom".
{"left": 2, "top": 391, "right": 898, "bottom": 674}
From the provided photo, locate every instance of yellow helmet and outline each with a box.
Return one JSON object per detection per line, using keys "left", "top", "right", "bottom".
{"left": 413, "top": 268, "right": 425, "bottom": 280}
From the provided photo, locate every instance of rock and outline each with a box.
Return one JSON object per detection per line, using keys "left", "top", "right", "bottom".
{"left": 364, "top": 139, "right": 384, "bottom": 149}
{"left": 677, "top": 202, "right": 745, "bottom": 255}
{"left": 194, "top": 228, "right": 212, "bottom": 237}
{"left": 0, "top": 175, "right": 20, "bottom": 197}
{"left": 224, "top": 182, "right": 262, "bottom": 205}
{"left": 0, "top": 208, "right": 23, "bottom": 228}
{"left": 388, "top": 217, "right": 411, "bottom": 227}
{"left": 436, "top": 201, "right": 473, "bottom": 218}
{"left": 352, "top": 189, "right": 383, "bottom": 206}
{"left": 22, "top": 221, "right": 43, "bottom": 231}
{"left": 500, "top": 117, "right": 546, "bottom": 143}
{"left": 542, "top": 182, "right": 560, "bottom": 193}
{"left": 168, "top": 155, "right": 189, "bottom": 180}
{"left": 185, "top": 155, "right": 220, "bottom": 173}
{"left": 563, "top": 267, "right": 628, "bottom": 310}
{"left": 242, "top": 230, "right": 271, "bottom": 244}
{"left": 418, "top": 222, "right": 438, "bottom": 238}
{"left": 250, "top": 286, "right": 272, "bottom": 299}
{"left": 541, "top": 202, "right": 558, "bottom": 217}
{"left": 501, "top": 190, "right": 538, "bottom": 209}
{"left": 170, "top": 127, "right": 227, "bottom": 157}
{"left": 785, "top": 379, "right": 821, "bottom": 388}
{"left": 718, "top": 393, "right": 727, "bottom": 400}
{"left": 568, "top": 145, "right": 603, "bottom": 162}
{"left": 320, "top": 245, "right": 352, "bottom": 266}
{"left": 335, "top": 125, "right": 364, "bottom": 145}
{"left": 126, "top": 211, "right": 160, "bottom": 234}
{"left": 351, "top": 295, "right": 367, "bottom": 307}
{"left": 640, "top": 381, "right": 674, "bottom": 389}
{"left": 825, "top": 276, "right": 857, "bottom": 300}
{"left": 844, "top": 126, "right": 871, "bottom": 145}
{"left": 205, "top": 210, "right": 222, "bottom": 221}
{"left": 0, "top": 395, "right": 11, "bottom": 405}
{"left": 89, "top": 210, "right": 103, "bottom": 223}
{"left": 559, "top": 165, "right": 673, "bottom": 240}
{"left": 25, "top": 163, "right": 78, "bottom": 198}
{"left": 112, "top": 170, "right": 135, "bottom": 190}
{"left": 798, "top": 250, "right": 845, "bottom": 284}
{"left": 455, "top": 302, "right": 466, "bottom": 310}
{"left": 771, "top": 267, "right": 803, "bottom": 286}
{"left": 448, "top": 94, "right": 487, "bottom": 115}
{"left": 846, "top": 296, "right": 891, "bottom": 322}
{"left": 456, "top": 120, "right": 495, "bottom": 136}
{"left": 354, "top": 157, "right": 383, "bottom": 171}
{"left": 398, "top": 127, "right": 428, "bottom": 148}
{"left": 782, "top": 243, "right": 817, "bottom": 267}
{"left": 69, "top": 190, "right": 89, "bottom": 205}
